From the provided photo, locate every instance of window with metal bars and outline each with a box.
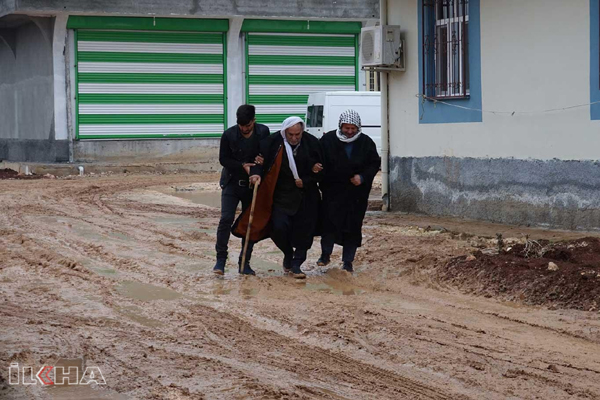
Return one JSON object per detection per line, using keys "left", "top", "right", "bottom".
{"left": 422, "top": 0, "right": 470, "bottom": 99}
{"left": 366, "top": 70, "right": 380, "bottom": 91}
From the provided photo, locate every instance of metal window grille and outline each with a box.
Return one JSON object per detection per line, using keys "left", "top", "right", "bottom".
{"left": 423, "top": 0, "right": 470, "bottom": 99}
{"left": 366, "top": 70, "right": 380, "bottom": 91}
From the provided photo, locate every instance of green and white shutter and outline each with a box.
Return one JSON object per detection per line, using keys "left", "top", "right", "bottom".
{"left": 68, "top": 17, "right": 228, "bottom": 139}
{"left": 243, "top": 20, "right": 361, "bottom": 132}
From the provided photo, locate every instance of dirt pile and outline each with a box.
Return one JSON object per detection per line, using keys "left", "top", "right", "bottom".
{"left": 0, "top": 168, "right": 19, "bottom": 179}
{"left": 0, "top": 168, "right": 43, "bottom": 180}
{"left": 439, "top": 237, "right": 600, "bottom": 310}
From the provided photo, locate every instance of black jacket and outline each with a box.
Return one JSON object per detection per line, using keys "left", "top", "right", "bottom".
{"left": 319, "top": 130, "right": 381, "bottom": 247}
{"left": 219, "top": 123, "right": 270, "bottom": 188}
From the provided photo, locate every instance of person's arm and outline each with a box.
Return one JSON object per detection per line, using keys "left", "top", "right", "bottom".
{"left": 253, "top": 125, "right": 271, "bottom": 166}
{"left": 219, "top": 132, "right": 245, "bottom": 174}
{"left": 356, "top": 138, "right": 381, "bottom": 186}
{"left": 249, "top": 135, "right": 273, "bottom": 185}
{"left": 299, "top": 137, "right": 324, "bottom": 187}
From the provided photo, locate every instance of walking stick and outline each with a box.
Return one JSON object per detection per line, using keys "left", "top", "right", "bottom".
{"left": 240, "top": 181, "right": 260, "bottom": 274}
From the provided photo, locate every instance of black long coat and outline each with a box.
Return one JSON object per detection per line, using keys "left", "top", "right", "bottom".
{"left": 320, "top": 130, "right": 381, "bottom": 247}
{"left": 249, "top": 131, "right": 323, "bottom": 249}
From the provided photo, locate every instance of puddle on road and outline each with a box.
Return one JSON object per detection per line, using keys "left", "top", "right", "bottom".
{"left": 169, "top": 190, "right": 223, "bottom": 208}
{"left": 212, "top": 284, "right": 232, "bottom": 296}
{"left": 305, "top": 274, "right": 365, "bottom": 296}
{"left": 227, "top": 254, "right": 282, "bottom": 275}
{"left": 92, "top": 268, "right": 119, "bottom": 277}
{"left": 117, "top": 306, "right": 162, "bottom": 327}
{"left": 41, "top": 358, "right": 128, "bottom": 399}
{"left": 37, "top": 216, "right": 134, "bottom": 244}
{"left": 311, "top": 386, "right": 353, "bottom": 400}
{"left": 241, "top": 288, "right": 259, "bottom": 298}
{"left": 107, "top": 232, "right": 131, "bottom": 241}
{"left": 177, "top": 261, "right": 213, "bottom": 274}
{"left": 116, "top": 281, "right": 182, "bottom": 302}
{"left": 150, "top": 216, "right": 211, "bottom": 233}
{"left": 47, "top": 384, "right": 128, "bottom": 400}
{"left": 78, "top": 260, "right": 119, "bottom": 278}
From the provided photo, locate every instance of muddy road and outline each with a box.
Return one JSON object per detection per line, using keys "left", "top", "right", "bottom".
{"left": 1, "top": 172, "right": 599, "bottom": 399}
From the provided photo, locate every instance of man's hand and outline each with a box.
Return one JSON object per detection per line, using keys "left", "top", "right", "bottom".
{"left": 243, "top": 163, "right": 256, "bottom": 175}
{"left": 250, "top": 175, "right": 261, "bottom": 186}
{"left": 254, "top": 154, "right": 264, "bottom": 165}
{"left": 295, "top": 179, "right": 303, "bottom": 188}
{"left": 350, "top": 174, "right": 362, "bottom": 186}
{"left": 312, "top": 163, "right": 323, "bottom": 174}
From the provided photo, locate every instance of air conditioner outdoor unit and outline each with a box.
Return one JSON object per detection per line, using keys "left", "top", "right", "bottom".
{"left": 361, "top": 25, "right": 403, "bottom": 69}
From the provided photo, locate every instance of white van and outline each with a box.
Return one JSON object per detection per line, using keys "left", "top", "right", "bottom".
{"left": 305, "top": 91, "right": 381, "bottom": 153}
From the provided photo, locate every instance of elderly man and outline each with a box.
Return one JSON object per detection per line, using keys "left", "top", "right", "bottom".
{"left": 234, "top": 116, "right": 322, "bottom": 279}
{"left": 317, "top": 109, "right": 381, "bottom": 273}
{"left": 214, "top": 104, "right": 270, "bottom": 276}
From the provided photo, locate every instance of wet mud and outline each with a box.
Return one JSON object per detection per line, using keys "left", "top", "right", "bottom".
{"left": 0, "top": 172, "right": 599, "bottom": 399}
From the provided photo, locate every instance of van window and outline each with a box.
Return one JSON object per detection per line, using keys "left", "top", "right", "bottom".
{"left": 315, "top": 106, "right": 324, "bottom": 127}
{"left": 306, "top": 105, "right": 314, "bottom": 127}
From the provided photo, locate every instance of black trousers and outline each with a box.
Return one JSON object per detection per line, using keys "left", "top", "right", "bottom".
{"left": 270, "top": 206, "right": 308, "bottom": 268}
{"left": 320, "top": 233, "right": 358, "bottom": 263}
{"left": 215, "top": 180, "right": 255, "bottom": 262}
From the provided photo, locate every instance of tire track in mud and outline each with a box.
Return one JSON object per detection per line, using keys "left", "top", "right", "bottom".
{"left": 181, "top": 303, "right": 467, "bottom": 400}
{"left": 217, "top": 283, "right": 600, "bottom": 400}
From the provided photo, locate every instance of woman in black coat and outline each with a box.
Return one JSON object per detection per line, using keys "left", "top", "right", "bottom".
{"left": 317, "top": 109, "right": 381, "bottom": 272}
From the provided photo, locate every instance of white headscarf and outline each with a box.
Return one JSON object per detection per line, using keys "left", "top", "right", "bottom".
{"left": 280, "top": 116, "right": 305, "bottom": 180}
{"left": 336, "top": 109, "right": 362, "bottom": 143}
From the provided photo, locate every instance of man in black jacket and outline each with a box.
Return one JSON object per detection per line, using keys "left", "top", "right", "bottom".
{"left": 317, "top": 109, "right": 381, "bottom": 273}
{"left": 214, "top": 105, "right": 270, "bottom": 275}
{"left": 248, "top": 116, "right": 322, "bottom": 279}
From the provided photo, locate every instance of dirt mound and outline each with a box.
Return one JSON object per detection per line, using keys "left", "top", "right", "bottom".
{"left": 0, "top": 168, "right": 43, "bottom": 180}
{"left": 0, "top": 168, "right": 18, "bottom": 179}
{"left": 438, "top": 237, "right": 600, "bottom": 310}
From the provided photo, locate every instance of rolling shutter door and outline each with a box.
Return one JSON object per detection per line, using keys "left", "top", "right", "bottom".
{"left": 75, "top": 30, "right": 226, "bottom": 139}
{"left": 245, "top": 32, "right": 358, "bottom": 132}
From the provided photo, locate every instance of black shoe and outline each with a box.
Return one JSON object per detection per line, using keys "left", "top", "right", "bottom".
{"left": 342, "top": 262, "right": 354, "bottom": 273}
{"left": 239, "top": 263, "right": 256, "bottom": 276}
{"left": 282, "top": 255, "right": 292, "bottom": 274}
{"left": 317, "top": 255, "right": 331, "bottom": 267}
{"left": 291, "top": 265, "right": 306, "bottom": 279}
{"left": 213, "top": 259, "right": 226, "bottom": 275}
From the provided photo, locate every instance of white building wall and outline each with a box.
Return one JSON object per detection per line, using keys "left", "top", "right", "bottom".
{"left": 387, "top": 0, "right": 596, "bottom": 161}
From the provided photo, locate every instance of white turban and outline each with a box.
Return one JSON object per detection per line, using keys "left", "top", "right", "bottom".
{"left": 279, "top": 116, "right": 305, "bottom": 180}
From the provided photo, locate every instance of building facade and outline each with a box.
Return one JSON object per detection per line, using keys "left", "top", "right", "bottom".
{"left": 385, "top": 0, "right": 600, "bottom": 231}
{"left": 0, "top": 0, "right": 378, "bottom": 163}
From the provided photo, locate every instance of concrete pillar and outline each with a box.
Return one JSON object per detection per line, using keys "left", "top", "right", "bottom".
{"left": 53, "top": 13, "right": 68, "bottom": 141}
{"left": 227, "top": 17, "right": 244, "bottom": 128}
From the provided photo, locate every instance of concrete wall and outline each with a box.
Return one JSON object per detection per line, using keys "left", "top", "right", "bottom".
{"left": 73, "top": 139, "right": 220, "bottom": 165}
{"left": 0, "top": 17, "right": 69, "bottom": 162}
{"left": 387, "top": 0, "right": 600, "bottom": 230}
{"left": 4, "top": 0, "right": 379, "bottom": 19}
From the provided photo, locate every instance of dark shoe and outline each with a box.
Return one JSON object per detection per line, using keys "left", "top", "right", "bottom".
{"left": 213, "top": 259, "right": 226, "bottom": 275}
{"left": 342, "top": 262, "right": 354, "bottom": 273}
{"left": 282, "top": 255, "right": 292, "bottom": 274}
{"left": 317, "top": 255, "right": 331, "bottom": 267}
{"left": 291, "top": 265, "right": 306, "bottom": 279}
{"left": 238, "top": 263, "right": 256, "bottom": 276}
